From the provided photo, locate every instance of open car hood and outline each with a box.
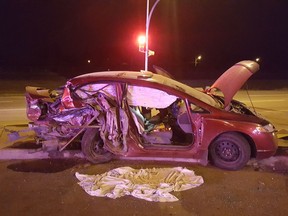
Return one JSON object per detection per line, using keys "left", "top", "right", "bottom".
{"left": 207, "top": 60, "right": 259, "bottom": 108}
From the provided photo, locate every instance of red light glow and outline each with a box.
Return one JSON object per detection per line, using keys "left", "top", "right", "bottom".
{"left": 137, "top": 35, "right": 146, "bottom": 45}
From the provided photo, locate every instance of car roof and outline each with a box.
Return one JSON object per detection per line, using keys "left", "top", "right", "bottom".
{"left": 69, "top": 71, "right": 220, "bottom": 108}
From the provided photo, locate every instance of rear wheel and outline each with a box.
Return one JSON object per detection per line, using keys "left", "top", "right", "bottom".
{"left": 81, "top": 128, "right": 112, "bottom": 163}
{"left": 209, "top": 132, "right": 251, "bottom": 170}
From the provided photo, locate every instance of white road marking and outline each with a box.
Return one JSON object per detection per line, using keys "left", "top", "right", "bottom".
{"left": 260, "top": 110, "right": 288, "bottom": 112}
{"left": 0, "top": 101, "right": 14, "bottom": 103}
{"left": 0, "top": 108, "right": 25, "bottom": 111}
{"left": 241, "top": 99, "right": 286, "bottom": 102}
{"left": 248, "top": 94, "right": 288, "bottom": 96}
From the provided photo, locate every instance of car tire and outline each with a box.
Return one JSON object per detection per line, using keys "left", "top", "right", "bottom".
{"left": 209, "top": 132, "right": 251, "bottom": 170}
{"left": 81, "top": 128, "right": 112, "bottom": 163}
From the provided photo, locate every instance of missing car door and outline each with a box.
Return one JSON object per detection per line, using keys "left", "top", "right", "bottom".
{"left": 127, "top": 85, "right": 194, "bottom": 147}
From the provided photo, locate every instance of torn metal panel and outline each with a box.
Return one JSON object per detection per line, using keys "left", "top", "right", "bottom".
{"left": 29, "top": 106, "right": 96, "bottom": 141}
{"left": 75, "top": 83, "right": 118, "bottom": 100}
{"left": 61, "top": 85, "right": 76, "bottom": 109}
{"left": 25, "top": 86, "right": 55, "bottom": 102}
{"left": 100, "top": 107, "right": 128, "bottom": 155}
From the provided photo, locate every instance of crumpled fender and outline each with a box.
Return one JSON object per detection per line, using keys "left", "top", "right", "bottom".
{"left": 61, "top": 82, "right": 84, "bottom": 109}
{"left": 207, "top": 60, "right": 259, "bottom": 108}
{"left": 25, "top": 86, "right": 54, "bottom": 102}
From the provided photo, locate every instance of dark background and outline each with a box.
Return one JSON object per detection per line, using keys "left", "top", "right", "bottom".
{"left": 0, "top": 0, "right": 287, "bottom": 80}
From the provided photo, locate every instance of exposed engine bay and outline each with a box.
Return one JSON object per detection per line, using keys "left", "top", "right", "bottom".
{"left": 211, "top": 95, "right": 256, "bottom": 116}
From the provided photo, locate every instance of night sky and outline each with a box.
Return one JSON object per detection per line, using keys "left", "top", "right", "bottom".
{"left": 1, "top": 0, "right": 288, "bottom": 80}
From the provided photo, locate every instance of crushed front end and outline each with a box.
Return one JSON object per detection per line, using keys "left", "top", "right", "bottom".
{"left": 25, "top": 86, "right": 96, "bottom": 150}
{"left": 24, "top": 81, "right": 129, "bottom": 156}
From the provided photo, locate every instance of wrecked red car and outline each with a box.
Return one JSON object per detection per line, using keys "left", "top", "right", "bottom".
{"left": 25, "top": 60, "right": 278, "bottom": 170}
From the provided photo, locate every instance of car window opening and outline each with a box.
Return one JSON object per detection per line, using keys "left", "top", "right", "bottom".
{"left": 128, "top": 100, "right": 194, "bottom": 147}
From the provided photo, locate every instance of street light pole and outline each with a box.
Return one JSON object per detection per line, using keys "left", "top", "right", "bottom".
{"left": 145, "top": 0, "right": 149, "bottom": 71}
{"left": 144, "top": 0, "right": 160, "bottom": 71}
{"left": 194, "top": 55, "right": 202, "bottom": 67}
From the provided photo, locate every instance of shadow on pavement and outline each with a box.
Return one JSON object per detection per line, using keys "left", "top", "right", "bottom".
{"left": 7, "top": 158, "right": 88, "bottom": 173}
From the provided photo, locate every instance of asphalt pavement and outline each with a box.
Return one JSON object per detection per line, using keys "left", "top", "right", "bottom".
{"left": 0, "top": 75, "right": 288, "bottom": 216}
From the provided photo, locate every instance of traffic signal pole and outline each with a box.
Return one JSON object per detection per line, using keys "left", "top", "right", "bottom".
{"left": 144, "top": 0, "right": 160, "bottom": 71}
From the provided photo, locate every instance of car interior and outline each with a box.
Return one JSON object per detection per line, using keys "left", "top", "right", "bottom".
{"left": 75, "top": 82, "right": 195, "bottom": 147}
